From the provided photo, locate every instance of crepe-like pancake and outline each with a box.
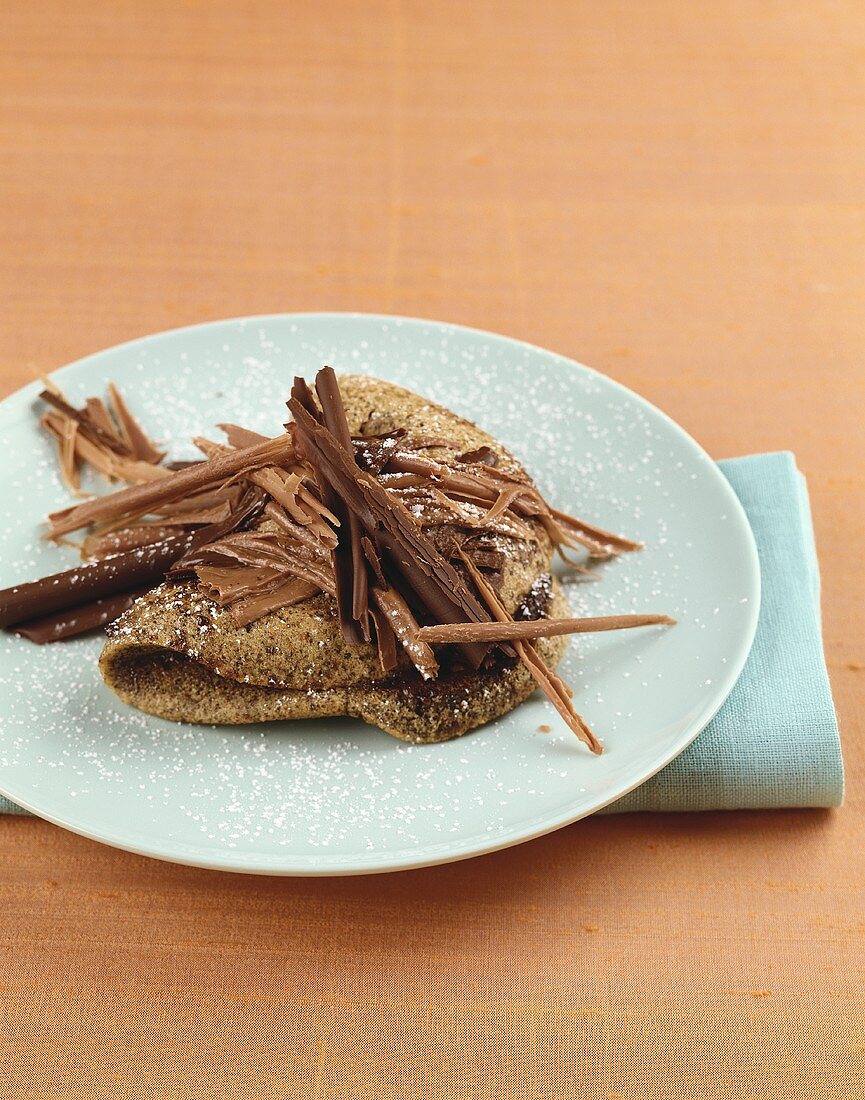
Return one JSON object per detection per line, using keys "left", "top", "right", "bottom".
{"left": 99, "top": 377, "right": 570, "bottom": 742}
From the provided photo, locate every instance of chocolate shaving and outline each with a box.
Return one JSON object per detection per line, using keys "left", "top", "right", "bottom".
{"left": 480, "top": 484, "right": 524, "bottom": 525}
{"left": 360, "top": 535, "right": 401, "bottom": 675}
{"left": 47, "top": 433, "right": 295, "bottom": 538}
{"left": 290, "top": 377, "right": 322, "bottom": 422}
{"left": 385, "top": 450, "right": 638, "bottom": 559}
{"left": 84, "top": 397, "right": 117, "bottom": 439}
{"left": 547, "top": 508, "right": 642, "bottom": 557}
{"left": 314, "top": 367, "right": 370, "bottom": 645}
{"left": 156, "top": 486, "right": 241, "bottom": 518}
{"left": 389, "top": 488, "right": 537, "bottom": 543}
{"left": 192, "top": 435, "right": 339, "bottom": 541}
{"left": 417, "top": 612, "right": 675, "bottom": 644}
{"left": 218, "top": 424, "right": 270, "bottom": 449}
{"left": 385, "top": 451, "right": 539, "bottom": 513}
{"left": 457, "top": 445, "right": 498, "bottom": 467}
{"left": 352, "top": 431, "right": 406, "bottom": 475}
{"left": 244, "top": 465, "right": 338, "bottom": 537}
{"left": 39, "top": 389, "right": 131, "bottom": 456}
{"left": 459, "top": 551, "right": 602, "bottom": 754}
{"left": 289, "top": 393, "right": 494, "bottom": 669}
{"left": 57, "top": 417, "right": 80, "bottom": 493}
{"left": 164, "top": 487, "right": 269, "bottom": 580}
{"left": 188, "top": 533, "right": 335, "bottom": 597}
{"left": 196, "top": 561, "right": 277, "bottom": 602}
{"left": 229, "top": 577, "right": 320, "bottom": 628}
{"left": 360, "top": 535, "right": 388, "bottom": 588}
{"left": 193, "top": 553, "right": 328, "bottom": 627}
{"left": 107, "top": 383, "right": 166, "bottom": 464}
{"left": 43, "top": 416, "right": 172, "bottom": 487}
{"left": 370, "top": 587, "right": 438, "bottom": 680}
{"left": 265, "top": 502, "right": 335, "bottom": 553}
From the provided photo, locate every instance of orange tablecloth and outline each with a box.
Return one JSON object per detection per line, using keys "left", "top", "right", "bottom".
{"left": 1, "top": 2, "right": 863, "bottom": 1094}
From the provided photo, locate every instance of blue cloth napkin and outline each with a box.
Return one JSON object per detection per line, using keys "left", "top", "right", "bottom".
{"left": 0, "top": 452, "right": 842, "bottom": 817}
{"left": 606, "top": 451, "right": 843, "bottom": 812}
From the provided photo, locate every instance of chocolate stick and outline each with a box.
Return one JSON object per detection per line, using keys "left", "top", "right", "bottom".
{"left": 2, "top": 486, "right": 265, "bottom": 631}
{"left": 13, "top": 587, "right": 151, "bottom": 644}
{"left": 0, "top": 534, "right": 195, "bottom": 629}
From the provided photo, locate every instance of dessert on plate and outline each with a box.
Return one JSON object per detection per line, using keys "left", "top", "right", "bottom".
{"left": 0, "top": 369, "right": 672, "bottom": 750}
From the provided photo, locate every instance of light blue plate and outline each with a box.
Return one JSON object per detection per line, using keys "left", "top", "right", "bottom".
{"left": 0, "top": 315, "right": 759, "bottom": 874}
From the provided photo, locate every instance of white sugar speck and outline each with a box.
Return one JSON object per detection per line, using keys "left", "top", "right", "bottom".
{"left": 0, "top": 316, "right": 753, "bottom": 865}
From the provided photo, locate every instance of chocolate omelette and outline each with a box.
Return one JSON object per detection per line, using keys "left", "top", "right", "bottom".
{"left": 0, "top": 370, "right": 673, "bottom": 750}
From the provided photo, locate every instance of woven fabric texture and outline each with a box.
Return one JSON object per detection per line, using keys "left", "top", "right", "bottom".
{"left": 1, "top": 2, "right": 863, "bottom": 1094}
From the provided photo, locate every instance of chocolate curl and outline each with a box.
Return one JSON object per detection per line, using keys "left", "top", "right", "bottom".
{"left": 42, "top": 409, "right": 172, "bottom": 487}
{"left": 13, "top": 587, "right": 151, "bottom": 644}
{"left": 83, "top": 397, "right": 117, "bottom": 438}
{"left": 479, "top": 483, "right": 524, "bottom": 525}
{"left": 361, "top": 535, "right": 427, "bottom": 677}
{"left": 416, "top": 612, "right": 675, "bottom": 644}
{"left": 47, "top": 433, "right": 295, "bottom": 538}
{"left": 369, "top": 603, "right": 398, "bottom": 674}
{"left": 289, "top": 395, "right": 492, "bottom": 670}
{"left": 289, "top": 377, "right": 322, "bottom": 422}
{"left": 188, "top": 533, "right": 335, "bottom": 597}
{"left": 360, "top": 537, "right": 399, "bottom": 673}
{"left": 373, "top": 527, "right": 488, "bottom": 670}
{"left": 193, "top": 554, "right": 326, "bottom": 625}
{"left": 360, "top": 536, "right": 387, "bottom": 588}
{"left": 229, "top": 577, "right": 320, "bottom": 628}
{"left": 81, "top": 525, "right": 183, "bottom": 559}
{"left": 265, "top": 502, "right": 335, "bottom": 554}
{"left": 58, "top": 417, "right": 80, "bottom": 494}
{"left": 459, "top": 551, "right": 603, "bottom": 754}
{"left": 314, "top": 367, "right": 370, "bottom": 644}
{"left": 0, "top": 534, "right": 196, "bottom": 630}
{"left": 545, "top": 508, "right": 642, "bottom": 557}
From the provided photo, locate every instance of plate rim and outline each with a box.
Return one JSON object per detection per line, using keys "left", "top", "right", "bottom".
{"left": 0, "top": 311, "right": 761, "bottom": 875}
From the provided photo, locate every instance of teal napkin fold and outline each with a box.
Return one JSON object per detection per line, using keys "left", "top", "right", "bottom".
{"left": 0, "top": 452, "right": 842, "bottom": 817}
{"left": 605, "top": 451, "right": 843, "bottom": 812}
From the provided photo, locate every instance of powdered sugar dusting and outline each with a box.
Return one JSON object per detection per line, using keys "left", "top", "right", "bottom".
{"left": 0, "top": 315, "right": 757, "bottom": 872}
